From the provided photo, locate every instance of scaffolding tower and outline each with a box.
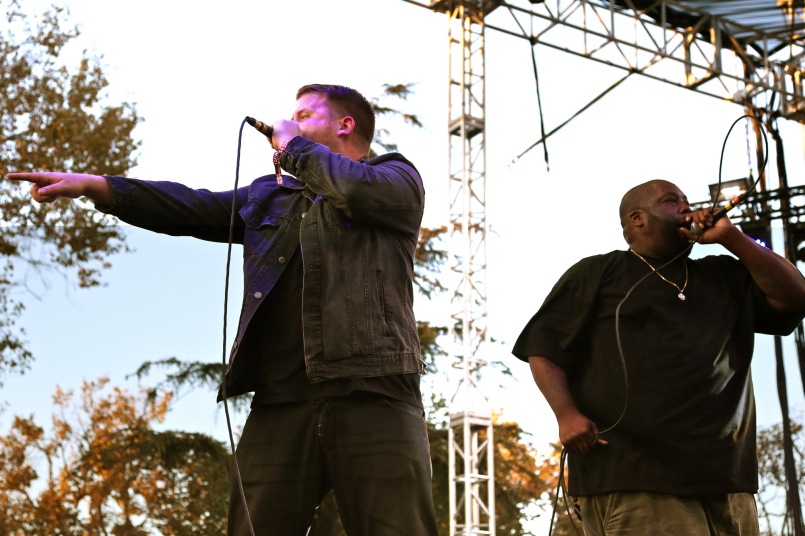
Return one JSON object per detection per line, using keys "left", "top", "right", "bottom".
{"left": 440, "top": 1, "right": 499, "bottom": 535}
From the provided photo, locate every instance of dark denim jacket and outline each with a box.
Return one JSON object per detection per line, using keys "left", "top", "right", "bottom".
{"left": 99, "top": 137, "right": 426, "bottom": 398}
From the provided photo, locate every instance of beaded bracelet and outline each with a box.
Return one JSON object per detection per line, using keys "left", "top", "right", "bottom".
{"left": 273, "top": 137, "right": 293, "bottom": 185}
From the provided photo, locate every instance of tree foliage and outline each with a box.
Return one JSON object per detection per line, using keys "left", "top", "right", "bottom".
{"left": 757, "top": 417, "right": 805, "bottom": 536}
{"left": 370, "top": 82, "right": 424, "bottom": 156}
{"left": 0, "top": 0, "right": 141, "bottom": 384}
{"left": 0, "top": 377, "right": 230, "bottom": 535}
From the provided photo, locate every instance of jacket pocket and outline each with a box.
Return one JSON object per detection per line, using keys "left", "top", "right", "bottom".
{"left": 239, "top": 201, "right": 283, "bottom": 257}
{"left": 375, "top": 269, "right": 392, "bottom": 336}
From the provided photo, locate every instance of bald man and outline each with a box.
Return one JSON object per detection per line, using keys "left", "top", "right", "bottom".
{"left": 513, "top": 180, "right": 805, "bottom": 535}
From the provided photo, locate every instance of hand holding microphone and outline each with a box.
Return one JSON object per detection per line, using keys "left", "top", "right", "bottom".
{"left": 246, "top": 116, "right": 303, "bottom": 184}
{"left": 688, "top": 190, "right": 749, "bottom": 240}
{"left": 245, "top": 116, "right": 301, "bottom": 151}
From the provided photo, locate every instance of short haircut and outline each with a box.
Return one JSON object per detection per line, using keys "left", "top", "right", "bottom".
{"left": 297, "top": 84, "right": 375, "bottom": 147}
{"left": 619, "top": 180, "right": 662, "bottom": 228}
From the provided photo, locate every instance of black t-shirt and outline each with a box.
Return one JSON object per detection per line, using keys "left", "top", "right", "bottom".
{"left": 248, "top": 244, "right": 422, "bottom": 409}
{"left": 512, "top": 250, "right": 801, "bottom": 496}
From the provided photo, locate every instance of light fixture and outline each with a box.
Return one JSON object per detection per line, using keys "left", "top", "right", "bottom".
{"left": 707, "top": 177, "right": 752, "bottom": 204}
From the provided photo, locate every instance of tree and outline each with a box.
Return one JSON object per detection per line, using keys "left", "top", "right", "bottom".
{"left": 0, "top": 0, "right": 141, "bottom": 384}
{"left": 757, "top": 417, "right": 805, "bottom": 536}
{"left": 0, "top": 377, "right": 230, "bottom": 534}
{"left": 369, "top": 82, "right": 425, "bottom": 156}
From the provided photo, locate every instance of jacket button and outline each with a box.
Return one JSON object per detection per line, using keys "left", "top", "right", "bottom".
{"left": 253, "top": 291, "right": 263, "bottom": 299}
{"left": 278, "top": 256, "right": 286, "bottom": 264}
{"left": 302, "top": 212, "right": 307, "bottom": 218}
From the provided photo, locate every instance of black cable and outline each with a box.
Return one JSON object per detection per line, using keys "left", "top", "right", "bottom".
{"left": 220, "top": 118, "right": 256, "bottom": 536}
{"left": 547, "top": 448, "right": 584, "bottom": 536}
{"left": 513, "top": 72, "right": 633, "bottom": 164}
{"left": 529, "top": 43, "right": 550, "bottom": 171}
{"left": 700, "top": 114, "right": 768, "bottom": 225}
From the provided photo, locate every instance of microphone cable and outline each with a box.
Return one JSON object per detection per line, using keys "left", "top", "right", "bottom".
{"left": 692, "top": 114, "right": 768, "bottom": 242}
{"left": 545, "top": 252, "right": 675, "bottom": 536}
{"left": 546, "top": 114, "right": 769, "bottom": 536}
{"left": 219, "top": 117, "right": 257, "bottom": 536}
{"left": 224, "top": 116, "right": 314, "bottom": 536}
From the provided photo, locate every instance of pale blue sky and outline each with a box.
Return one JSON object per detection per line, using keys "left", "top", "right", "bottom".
{"left": 5, "top": 0, "right": 805, "bottom": 470}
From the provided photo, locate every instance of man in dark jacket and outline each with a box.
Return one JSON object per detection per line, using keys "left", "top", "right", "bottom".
{"left": 10, "top": 84, "right": 439, "bottom": 536}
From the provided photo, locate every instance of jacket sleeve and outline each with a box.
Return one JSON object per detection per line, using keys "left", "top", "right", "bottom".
{"left": 96, "top": 176, "right": 251, "bottom": 244}
{"left": 278, "top": 137, "right": 425, "bottom": 234}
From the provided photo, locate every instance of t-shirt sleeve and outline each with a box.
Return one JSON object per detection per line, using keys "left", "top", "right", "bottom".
{"left": 701, "top": 254, "right": 804, "bottom": 336}
{"left": 511, "top": 255, "right": 605, "bottom": 370}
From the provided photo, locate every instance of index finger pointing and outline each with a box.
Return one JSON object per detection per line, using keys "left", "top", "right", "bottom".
{"left": 7, "top": 172, "right": 61, "bottom": 185}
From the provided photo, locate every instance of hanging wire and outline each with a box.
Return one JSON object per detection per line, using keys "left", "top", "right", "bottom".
{"left": 529, "top": 34, "right": 550, "bottom": 171}
{"left": 745, "top": 114, "right": 755, "bottom": 182}
{"left": 220, "top": 118, "right": 257, "bottom": 536}
{"left": 512, "top": 72, "right": 633, "bottom": 164}
{"left": 706, "top": 114, "right": 769, "bottom": 212}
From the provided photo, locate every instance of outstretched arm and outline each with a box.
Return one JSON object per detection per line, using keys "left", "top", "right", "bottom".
{"left": 684, "top": 208, "right": 805, "bottom": 314}
{"left": 528, "top": 355, "right": 607, "bottom": 454}
{"left": 7, "top": 172, "right": 113, "bottom": 206}
{"left": 9, "top": 170, "right": 245, "bottom": 244}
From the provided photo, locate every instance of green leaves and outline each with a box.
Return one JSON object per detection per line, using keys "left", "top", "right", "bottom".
{"left": 0, "top": 0, "right": 141, "bottom": 383}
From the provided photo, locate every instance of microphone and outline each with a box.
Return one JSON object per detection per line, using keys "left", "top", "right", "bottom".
{"left": 690, "top": 190, "right": 750, "bottom": 236}
{"left": 245, "top": 116, "right": 273, "bottom": 138}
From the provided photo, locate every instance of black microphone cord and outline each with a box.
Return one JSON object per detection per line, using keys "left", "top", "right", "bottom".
{"left": 220, "top": 117, "right": 256, "bottom": 536}
{"left": 691, "top": 114, "right": 769, "bottom": 240}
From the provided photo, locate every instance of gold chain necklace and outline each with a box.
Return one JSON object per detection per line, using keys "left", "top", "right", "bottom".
{"left": 629, "top": 249, "right": 689, "bottom": 301}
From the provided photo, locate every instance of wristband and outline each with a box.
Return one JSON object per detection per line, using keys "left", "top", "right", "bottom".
{"left": 273, "top": 138, "right": 294, "bottom": 185}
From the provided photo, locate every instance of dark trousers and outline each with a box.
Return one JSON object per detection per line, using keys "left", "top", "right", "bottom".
{"left": 228, "top": 394, "right": 439, "bottom": 536}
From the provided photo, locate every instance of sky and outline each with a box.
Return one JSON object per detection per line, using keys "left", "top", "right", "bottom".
{"left": 4, "top": 0, "right": 805, "bottom": 522}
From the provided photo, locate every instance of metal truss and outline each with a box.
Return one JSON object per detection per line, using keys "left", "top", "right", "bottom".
{"left": 690, "top": 184, "right": 805, "bottom": 224}
{"left": 442, "top": 2, "right": 496, "bottom": 535}
{"left": 484, "top": 0, "right": 805, "bottom": 121}
{"left": 405, "top": 0, "right": 805, "bottom": 123}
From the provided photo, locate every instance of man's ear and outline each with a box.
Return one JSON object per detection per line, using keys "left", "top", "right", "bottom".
{"left": 337, "top": 116, "right": 355, "bottom": 137}
{"left": 628, "top": 209, "right": 644, "bottom": 227}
